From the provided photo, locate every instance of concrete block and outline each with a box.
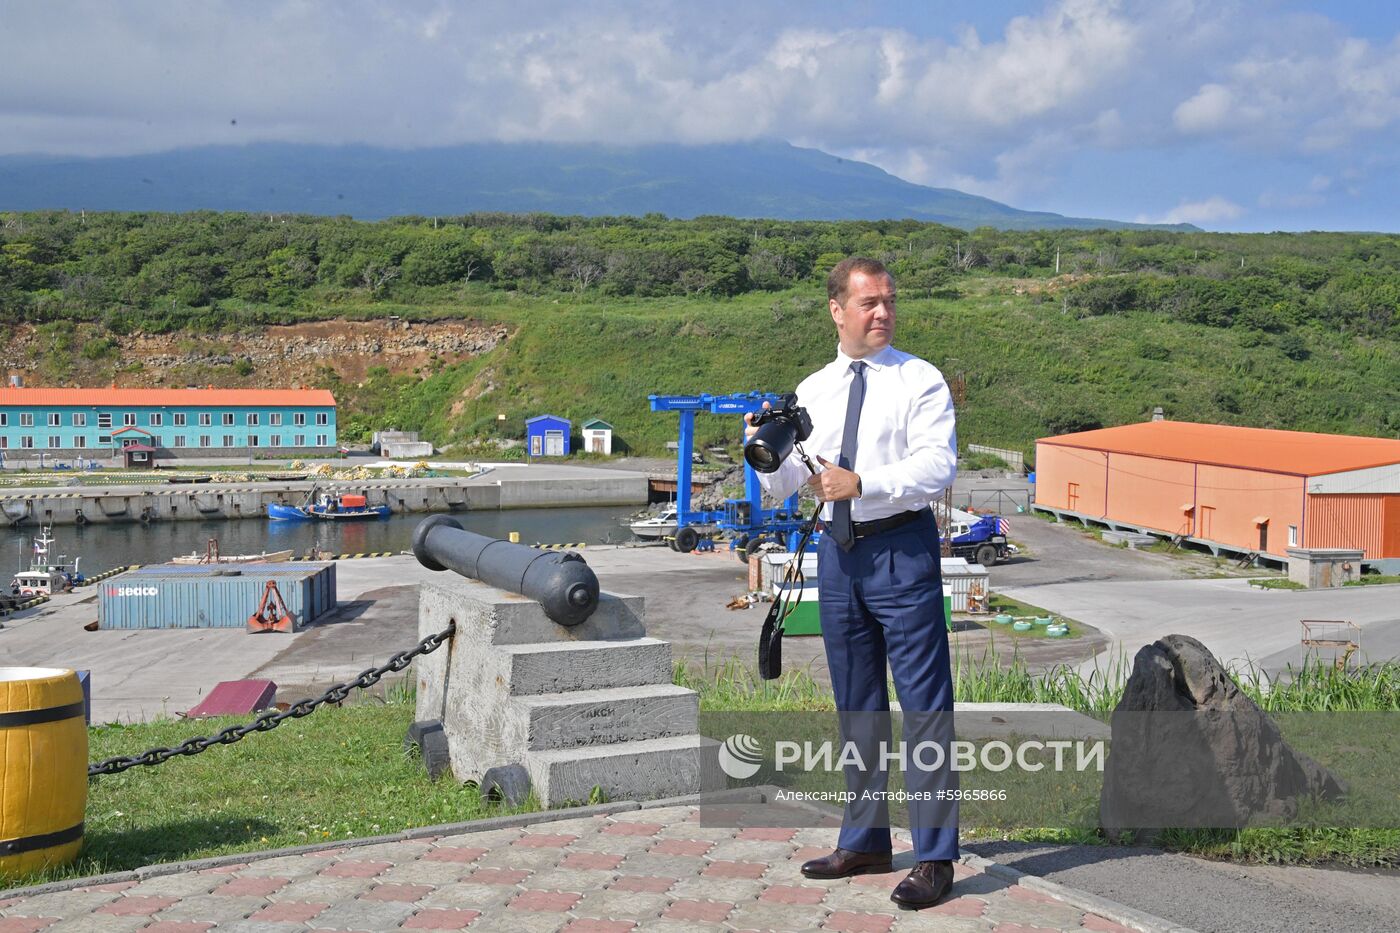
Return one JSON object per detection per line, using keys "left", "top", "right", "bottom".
{"left": 502, "top": 639, "right": 674, "bottom": 696}
{"left": 526, "top": 736, "right": 725, "bottom": 806}
{"left": 506, "top": 684, "right": 698, "bottom": 751}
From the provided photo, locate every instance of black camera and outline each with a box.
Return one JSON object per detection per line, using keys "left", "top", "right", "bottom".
{"left": 744, "top": 394, "right": 813, "bottom": 473}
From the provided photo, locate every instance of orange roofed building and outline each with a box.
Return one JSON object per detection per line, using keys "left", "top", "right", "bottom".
{"left": 1033, "top": 420, "right": 1400, "bottom": 571}
{"left": 0, "top": 386, "right": 337, "bottom": 465}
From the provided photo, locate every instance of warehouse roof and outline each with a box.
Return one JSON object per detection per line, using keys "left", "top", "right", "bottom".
{"left": 1038, "top": 420, "right": 1400, "bottom": 476}
{"left": 0, "top": 387, "right": 336, "bottom": 407}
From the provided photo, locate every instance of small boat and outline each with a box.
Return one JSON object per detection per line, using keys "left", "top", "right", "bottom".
{"left": 9, "top": 527, "right": 83, "bottom": 596}
{"left": 627, "top": 507, "right": 678, "bottom": 540}
{"left": 171, "top": 542, "right": 295, "bottom": 565}
{"left": 268, "top": 491, "right": 390, "bottom": 521}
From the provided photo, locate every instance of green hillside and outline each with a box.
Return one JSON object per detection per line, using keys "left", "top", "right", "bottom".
{"left": 1, "top": 211, "right": 1396, "bottom": 460}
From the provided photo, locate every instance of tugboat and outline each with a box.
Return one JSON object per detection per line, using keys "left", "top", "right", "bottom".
{"left": 267, "top": 489, "right": 391, "bottom": 521}
{"left": 9, "top": 527, "right": 83, "bottom": 596}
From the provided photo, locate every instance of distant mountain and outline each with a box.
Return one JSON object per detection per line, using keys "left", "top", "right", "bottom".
{"left": 0, "top": 140, "right": 1194, "bottom": 231}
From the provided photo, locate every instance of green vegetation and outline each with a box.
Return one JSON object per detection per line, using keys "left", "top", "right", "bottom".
{"left": 0, "top": 212, "right": 1396, "bottom": 453}
{"left": 1249, "top": 578, "right": 1308, "bottom": 590}
{"left": 1344, "top": 574, "right": 1400, "bottom": 587}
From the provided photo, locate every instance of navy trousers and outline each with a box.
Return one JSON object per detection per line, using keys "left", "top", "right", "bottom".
{"left": 816, "top": 511, "right": 959, "bottom": 861}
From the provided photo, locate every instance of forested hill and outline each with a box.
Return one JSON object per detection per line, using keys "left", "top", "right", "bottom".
{"left": 0, "top": 141, "right": 1193, "bottom": 232}
{"left": 0, "top": 211, "right": 1396, "bottom": 456}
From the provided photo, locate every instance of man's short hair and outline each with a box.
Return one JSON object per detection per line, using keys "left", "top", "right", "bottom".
{"left": 827, "top": 257, "right": 892, "bottom": 306}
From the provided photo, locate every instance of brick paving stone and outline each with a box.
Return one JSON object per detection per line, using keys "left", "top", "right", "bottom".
{"left": 0, "top": 892, "right": 117, "bottom": 919}
{"left": 362, "top": 882, "right": 436, "bottom": 902}
{"left": 647, "top": 838, "right": 713, "bottom": 857}
{"left": 234, "top": 854, "right": 327, "bottom": 878}
{"left": 461, "top": 913, "right": 566, "bottom": 933}
{"left": 559, "top": 851, "right": 625, "bottom": 871}
{"left": 561, "top": 920, "right": 636, "bottom": 933}
{"left": 0, "top": 919, "right": 57, "bottom": 933}
{"left": 726, "top": 900, "right": 832, "bottom": 933}
{"left": 664, "top": 874, "right": 764, "bottom": 903}
{"left": 614, "top": 853, "right": 706, "bottom": 879}
{"left": 377, "top": 861, "right": 474, "bottom": 886}
{"left": 514, "top": 834, "right": 579, "bottom": 849}
{"left": 981, "top": 893, "right": 1087, "bottom": 931}
{"left": 738, "top": 827, "right": 799, "bottom": 843}
{"left": 271, "top": 876, "right": 379, "bottom": 903}
{"left": 508, "top": 890, "right": 582, "bottom": 912}
{"left": 141, "top": 922, "right": 214, "bottom": 933}
{"left": 850, "top": 871, "right": 905, "bottom": 891}
{"left": 463, "top": 867, "right": 533, "bottom": 886}
{"left": 320, "top": 859, "right": 392, "bottom": 878}
{"left": 662, "top": 899, "right": 736, "bottom": 923}
{"left": 302, "top": 845, "right": 349, "bottom": 858}
{"left": 74, "top": 882, "right": 136, "bottom": 894}
{"left": 422, "top": 846, "right": 489, "bottom": 863}
{"left": 514, "top": 868, "right": 604, "bottom": 893}
{"left": 947, "top": 873, "right": 1013, "bottom": 899}
{"left": 336, "top": 841, "right": 433, "bottom": 863}
{"left": 570, "top": 889, "right": 670, "bottom": 922}
{"left": 436, "top": 828, "right": 523, "bottom": 848}
{"left": 704, "top": 839, "right": 802, "bottom": 863}
{"left": 213, "top": 876, "right": 290, "bottom": 897}
{"left": 309, "top": 897, "right": 418, "bottom": 930}
{"left": 124, "top": 875, "right": 224, "bottom": 898}
{"left": 615, "top": 807, "right": 695, "bottom": 824}
{"left": 1006, "top": 887, "right": 1061, "bottom": 907}
{"left": 600, "top": 822, "right": 663, "bottom": 837}
{"left": 926, "top": 896, "right": 990, "bottom": 919}
{"left": 416, "top": 883, "right": 518, "bottom": 912}
{"left": 791, "top": 845, "right": 833, "bottom": 862}
{"left": 0, "top": 899, "right": 22, "bottom": 909}
{"left": 247, "top": 901, "right": 330, "bottom": 923}
{"left": 95, "top": 896, "right": 179, "bottom": 916}
{"left": 655, "top": 822, "right": 738, "bottom": 842}
{"left": 41, "top": 917, "right": 149, "bottom": 933}
{"left": 607, "top": 876, "right": 676, "bottom": 894}
{"left": 890, "top": 912, "right": 993, "bottom": 933}
{"left": 647, "top": 920, "right": 730, "bottom": 933}
{"left": 533, "top": 815, "right": 609, "bottom": 836}
{"left": 791, "top": 828, "right": 844, "bottom": 846}
{"left": 701, "top": 860, "right": 769, "bottom": 880}
{"left": 574, "top": 833, "right": 662, "bottom": 856}
{"left": 953, "top": 862, "right": 981, "bottom": 881}
{"left": 473, "top": 845, "right": 565, "bottom": 871}
{"left": 987, "top": 925, "right": 1063, "bottom": 933}
{"left": 147, "top": 894, "right": 267, "bottom": 923}
{"left": 1080, "top": 913, "right": 1135, "bottom": 933}
{"left": 823, "top": 910, "right": 897, "bottom": 933}
{"left": 401, "top": 908, "right": 482, "bottom": 930}
{"left": 759, "top": 884, "right": 829, "bottom": 905}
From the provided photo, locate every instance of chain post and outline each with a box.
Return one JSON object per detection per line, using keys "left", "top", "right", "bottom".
{"left": 88, "top": 622, "right": 455, "bottom": 778}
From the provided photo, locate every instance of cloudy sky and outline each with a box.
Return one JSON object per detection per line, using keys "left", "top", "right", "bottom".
{"left": 2, "top": 0, "right": 1398, "bottom": 231}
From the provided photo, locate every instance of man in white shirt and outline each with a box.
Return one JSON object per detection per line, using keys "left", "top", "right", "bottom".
{"left": 747, "top": 257, "right": 958, "bottom": 909}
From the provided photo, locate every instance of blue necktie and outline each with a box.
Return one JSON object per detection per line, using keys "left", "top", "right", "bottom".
{"left": 829, "top": 361, "right": 867, "bottom": 552}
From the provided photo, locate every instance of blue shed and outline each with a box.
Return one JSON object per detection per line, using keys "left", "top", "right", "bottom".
{"left": 525, "top": 415, "right": 571, "bottom": 458}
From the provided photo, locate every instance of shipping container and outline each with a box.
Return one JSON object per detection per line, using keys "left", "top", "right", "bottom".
{"left": 101, "top": 563, "right": 336, "bottom": 631}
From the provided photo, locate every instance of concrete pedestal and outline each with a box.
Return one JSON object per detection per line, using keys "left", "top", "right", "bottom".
{"left": 413, "top": 578, "right": 720, "bottom": 806}
{"left": 1286, "top": 548, "right": 1364, "bottom": 588}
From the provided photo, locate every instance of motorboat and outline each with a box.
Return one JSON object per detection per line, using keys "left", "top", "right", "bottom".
{"left": 268, "top": 491, "right": 390, "bottom": 521}
{"left": 8, "top": 527, "right": 82, "bottom": 596}
{"left": 627, "top": 507, "right": 678, "bottom": 540}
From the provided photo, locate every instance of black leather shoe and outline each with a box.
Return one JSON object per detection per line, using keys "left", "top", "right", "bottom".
{"left": 890, "top": 859, "right": 954, "bottom": 909}
{"left": 799, "top": 847, "right": 893, "bottom": 879}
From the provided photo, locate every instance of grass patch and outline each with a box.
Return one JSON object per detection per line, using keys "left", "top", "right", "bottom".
{"left": 1344, "top": 574, "right": 1400, "bottom": 587}
{"left": 1248, "top": 578, "right": 1308, "bottom": 590}
{"left": 3, "top": 693, "right": 531, "bottom": 889}
{"left": 977, "top": 592, "right": 1081, "bottom": 640}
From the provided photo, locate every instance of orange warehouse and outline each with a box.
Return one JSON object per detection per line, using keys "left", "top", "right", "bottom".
{"left": 1033, "top": 421, "right": 1400, "bottom": 570}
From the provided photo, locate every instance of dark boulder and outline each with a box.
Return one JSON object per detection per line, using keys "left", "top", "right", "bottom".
{"left": 1100, "top": 634, "right": 1345, "bottom": 841}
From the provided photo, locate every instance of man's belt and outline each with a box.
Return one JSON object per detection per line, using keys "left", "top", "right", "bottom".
{"left": 823, "top": 508, "right": 930, "bottom": 540}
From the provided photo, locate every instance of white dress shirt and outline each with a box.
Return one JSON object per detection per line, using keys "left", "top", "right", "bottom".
{"left": 757, "top": 344, "right": 958, "bottom": 523}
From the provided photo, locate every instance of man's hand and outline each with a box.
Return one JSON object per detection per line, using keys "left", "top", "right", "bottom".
{"left": 743, "top": 401, "right": 772, "bottom": 440}
{"left": 806, "top": 455, "right": 861, "bottom": 502}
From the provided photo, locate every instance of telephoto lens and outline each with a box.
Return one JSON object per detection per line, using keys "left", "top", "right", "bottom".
{"left": 743, "top": 395, "right": 812, "bottom": 473}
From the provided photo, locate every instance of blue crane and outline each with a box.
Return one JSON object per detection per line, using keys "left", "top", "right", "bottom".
{"left": 648, "top": 392, "right": 813, "bottom": 556}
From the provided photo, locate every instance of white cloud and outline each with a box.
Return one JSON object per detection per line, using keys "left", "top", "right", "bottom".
{"left": 1138, "top": 196, "right": 1244, "bottom": 226}
{"left": 1174, "top": 83, "right": 1233, "bottom": 134}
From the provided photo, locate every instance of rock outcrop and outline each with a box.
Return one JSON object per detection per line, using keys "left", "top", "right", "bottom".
{"left": 1100, "top": 634, "right": 1345, "bottom": 841}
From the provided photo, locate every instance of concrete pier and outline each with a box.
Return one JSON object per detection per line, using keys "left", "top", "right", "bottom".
{"left": 0, "top": 465, "right": 648, "bottom": 526}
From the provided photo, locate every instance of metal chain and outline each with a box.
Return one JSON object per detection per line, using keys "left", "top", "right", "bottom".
{"left": 88, "top": 622, "right": 455, "bottom": 777}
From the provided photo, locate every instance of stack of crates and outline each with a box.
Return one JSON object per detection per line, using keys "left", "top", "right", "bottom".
{"left": 98, "top": 563, "right": 337, "bottom": 631}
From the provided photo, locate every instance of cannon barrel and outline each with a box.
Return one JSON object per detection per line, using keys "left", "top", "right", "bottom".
{"left": 411, "top": 515, "right": 599, "bottom": 626}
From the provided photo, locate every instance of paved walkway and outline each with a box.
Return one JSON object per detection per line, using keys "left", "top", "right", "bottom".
{"left": 0, "top": 801, "right": 1185, "bottom": 933}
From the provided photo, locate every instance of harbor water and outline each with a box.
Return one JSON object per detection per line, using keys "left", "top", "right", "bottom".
{"left": 2, "top": 506, "right": 641, "bottom": 579}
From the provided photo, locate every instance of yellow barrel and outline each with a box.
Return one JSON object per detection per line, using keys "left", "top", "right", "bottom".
{"left": 0, "top": 668, "right": 87, "bottom": 878}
